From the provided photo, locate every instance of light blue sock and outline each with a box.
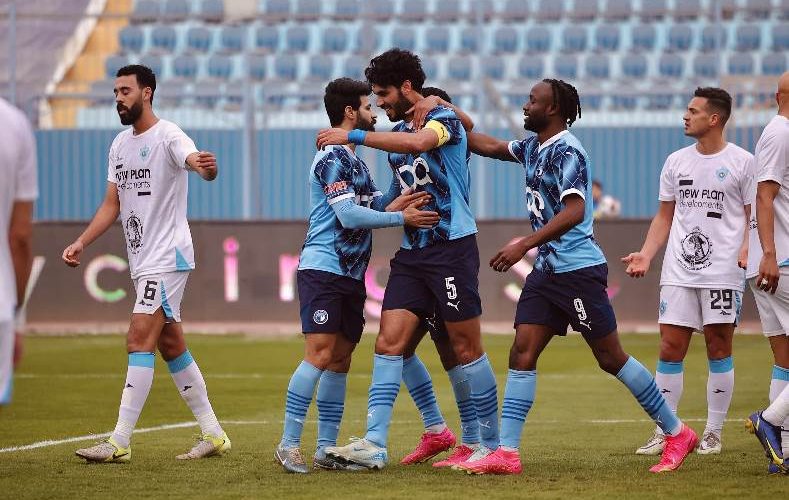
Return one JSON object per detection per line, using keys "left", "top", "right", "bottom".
{"left": 500, "top": 369, "right": 536, "bottom": 449}
{"left": 403, "top": 355, "right": 445, "bottom": 429}
{"left": 316, "top": 369, "right": 347, "bottom": 455}
{"left": 280, "top": 360, "right": 323, "bottom": 448}
{"left": 447, "top": 365, "right": 480, "bottom": 444}
{"left": 463, "top": 353, "right": 499, "bottom": 450}
{"left": 365, "top": 354, "right": 403, "bottom": 448}
{"left": 617, "top": 356, "right": 682, "bottom": 436}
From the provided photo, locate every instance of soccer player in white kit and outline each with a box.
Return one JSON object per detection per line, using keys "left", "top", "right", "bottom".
{"left": 62, "top": 65, "right": 229, "bottom": 463}
{"left": 745, "top": 71, "right": 789, "bottom": 475}
{"left": 623, "top": 87, "right": 753, "bottom": 455}
{"left": 0, "top": 98, "right": 37, "bottom": 410}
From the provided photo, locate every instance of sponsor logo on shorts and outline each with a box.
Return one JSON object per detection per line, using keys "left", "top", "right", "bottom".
{"left": 313, "top": 309, "right": 329, "bottom": 325}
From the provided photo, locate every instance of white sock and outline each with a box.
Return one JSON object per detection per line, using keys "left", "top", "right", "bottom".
{"left": 764, "top": 384, "right": 789, "bottom": 427}
{"left": 167, "top": 350, "right": 223, "bottom": 437}
{"left": 705, "top": 357, "right": 734, "bottom": 436}
{"left": 767, "top": 366, "right": 789, "bottom": 456}
{"left": 111, "top": 353, "right": 155, "bottom": 448}
{"left": 654, "top": 360, "right": 684, "bottom": 435}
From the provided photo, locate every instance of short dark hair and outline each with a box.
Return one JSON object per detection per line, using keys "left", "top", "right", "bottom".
{"left": 592, "top": 179, "right": 602, "bottom": 189}
{"left": 324, "top": 77, "right": 372, "bottom": 126}
{"left": 421, "top": 86, "right": 452, "bottom": 103}
{"left": 542, "top": 78, "right": 582, "bottom": 127}
{"left": 365, "top": 48, "right": 425, "bottom": 92}
{"left": 694, "top": 87, "right": 732, "bottom": 126}
{"left": 116, "top": 64, "right": 157, "bottom": 104}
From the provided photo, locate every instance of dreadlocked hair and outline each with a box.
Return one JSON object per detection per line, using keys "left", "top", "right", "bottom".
{"left": 542, "top": 78, "right": 582, "bottom": 127}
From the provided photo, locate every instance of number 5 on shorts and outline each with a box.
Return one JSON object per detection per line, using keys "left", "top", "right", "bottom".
{"left": 445, "top": 277, "right": 457, "bottom": 300}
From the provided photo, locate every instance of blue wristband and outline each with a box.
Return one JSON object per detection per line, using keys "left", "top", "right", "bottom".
{"left": 348, "top": 129, "right": 367, "bottom": 145}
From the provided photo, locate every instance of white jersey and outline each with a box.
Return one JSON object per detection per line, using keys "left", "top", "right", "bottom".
{"left": 0, "top": 99, "right": 38, "bottom": 321}
{"left": 659, "top": 142, "right": 754, "bottom": 291}
{"left": 107, "top": 119, "right": 198, "bottom": 279}
{"left": 747, "top": 115, "right": 789, "bottom": 279}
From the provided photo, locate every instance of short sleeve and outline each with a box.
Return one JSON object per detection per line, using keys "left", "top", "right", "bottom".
{"left": 166, "top": 125, "right": 199, "bottom": 170}
{"left": 658, "top": 156, "right": 675, "bottom": 201}
{"left": 741, "top": 155, "right": 756, "bottom": 206}
{"left": 107, "top": 141, "right": 118, "bottom": 184}
{"left": 425, "top": 107, "right": 462, "bottom": 146}
{"left": 508, "top": 139, "right": 525, "bottom": 163}
{"left": 557, "top": 146, "right": 588, "bottom": 201}
{"left": 14, "top": 113, "right": 38, "bottom": 201}
{"left": 756, "top": 129, "right": 787, "bottom": 185}
{"left": 314, "top": 150, "right": 356, "bottom": 205}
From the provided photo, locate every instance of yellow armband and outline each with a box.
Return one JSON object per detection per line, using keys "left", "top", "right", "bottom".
{"left": 424, "top": 120, "right": 451, "bottom": 147}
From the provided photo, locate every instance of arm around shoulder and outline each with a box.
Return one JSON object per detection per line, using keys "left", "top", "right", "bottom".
{"left": 467, "top": 132, "right": 518, "bottom": 162}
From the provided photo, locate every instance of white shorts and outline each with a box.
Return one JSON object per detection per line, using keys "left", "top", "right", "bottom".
{"left": 658, "top": 285, "right": 742, "bottom": 331}
{"left": 0, "top": 320, "right": 13, "bottom": 405}
{"left": 132, "top": 272, "right": 189, "bottom": 323}
{"left": 748, "top": 276, "right": 789, "bottom": 337}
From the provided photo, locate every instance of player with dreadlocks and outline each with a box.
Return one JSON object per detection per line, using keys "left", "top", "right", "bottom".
{"left": 451, "top": 79, "right": 698, "bottom": 475}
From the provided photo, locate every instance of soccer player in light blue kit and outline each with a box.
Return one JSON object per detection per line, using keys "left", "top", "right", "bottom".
{"left": 464, "top": 79, "right": 697, "bottom": 474}
{"left": 275, "top": 78, "right": 440, "bottom": 473}
{"left": 317, "top": 49, "right": 500, "bottom": 470}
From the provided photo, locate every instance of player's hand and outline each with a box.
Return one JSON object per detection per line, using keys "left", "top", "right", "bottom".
{"left": 621, "top": 252, "right": 650, "bottom": 278}
{"left": 386, "top": 189, "right": 432, "bottom": 212}
{"left": 316, "top": 128, "right": 350, "bottom": 150}
{"left": 62, "top": 240, "right": 84, "bottom": 267}
{"left": 490, "top": 238, "right": 528, "bottom": 273}
{"left": 13, "top": 332, "right": 23, "bottom": 368}
{"left": 407, "top": 96, "right": 441, "bottom": 130}
{"left": 402, "top": 206, "right": 440, "bottom": 229}
{"left": 192, "top": 151, "right": 218, "bottom": 181}
{"left": 737, "top": 246, "right": 748, "bottom": 270}
{"left": 757, "top": 253, "right": 780, "bottom": 294}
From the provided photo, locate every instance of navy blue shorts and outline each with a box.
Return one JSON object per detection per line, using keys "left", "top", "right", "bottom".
{"left": 514, "top": 264, "right": 617, "bottom": 340}
{"left": 382, "top": 234, "right": 482, "bottom": 323}
{"left": 297, "top": 269, "right": 366, "bottom": 343}
{"left": 418, "top": 308, "right": 449, "bottom": 341}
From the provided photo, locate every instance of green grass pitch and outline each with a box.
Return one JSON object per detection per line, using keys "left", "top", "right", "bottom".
{"left": 0, "top": 332, "right": 786, "bottom": 499}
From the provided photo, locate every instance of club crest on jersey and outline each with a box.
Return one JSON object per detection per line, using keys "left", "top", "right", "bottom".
{"left": 678, "top": 226, "right": 712, "bottom": 271}
{"left": 313, "top": 309, "right": 329, "bottom": 325}
{"left": 139, "top": 145, "right": 151, "bottom": 161}
{"left": 397, "top": 157, "right": 434, "bottom": 190}
{"left": 125, "top": 212, "right": 144, "bottom": 254}
{"left": 715, "top": 167, "right": 730, "bottom": 181}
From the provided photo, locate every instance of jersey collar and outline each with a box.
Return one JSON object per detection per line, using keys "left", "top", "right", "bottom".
{"left": 537, "top": 129, "right": 569, "bottom": 153}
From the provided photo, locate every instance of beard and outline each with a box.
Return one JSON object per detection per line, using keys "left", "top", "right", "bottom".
{"left": 387, "top": 94, "right": 412, "bottom": 122}
{"left": 357, "top": 116, "right": 376, "bottom": 132}
{"left": 524, "top": 113, "right": 548, "bottom": 133}
{"left": 117, "top": 99, "right": 143, "bottom": 125}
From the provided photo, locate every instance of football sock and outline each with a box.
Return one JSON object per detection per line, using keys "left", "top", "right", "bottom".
{"left": 167, "top": 350, "right": 223, "bottom": 437}
{"left": 764, "top": 372, "right": 789, "bottom": 428}
{"left": 280, "top": 360, "right": 322, "bottom": 448}
{"left": 316, "top": 369, "right": 347, "bottom": 453}
{"left": 111, "top": 352, "right": 155, "bottom": 448}
{"left": 447, "top": 365, "right": 480, "bottom": 445}
{"left": 403, "top": 355, "right": 445, "bottom": 430}
{"left": 617, "top": 356, "right": 682, "bottom": 437}
{"left": 768, "top": 365, "right": 789, "bottom": 457}
{"left": 463, "top": 353, "right": 499, "bottom": 450}
{"left": 654, "top": 359, "right": 684, "bottom": 435}
{"left": 500, "top": 369, "right": 536, "bottom": 450}
{"left": 705, "top": 356, "right": 734, "bottom": 436}
{"left": 365, "top": 354, "right": 403, "bottom": 448}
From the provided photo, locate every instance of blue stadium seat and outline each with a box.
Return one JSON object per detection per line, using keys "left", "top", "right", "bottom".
{"left": 163, "top": 0, "right": 190, "bottom": 21}
{"left": 570, "top": 0, "right": 598, "bottom": 21}
{"left": 355, "top": 26, "right": 380, "bottom": 54}
{"left": 467, "top": 0, "right": 496, "bottom": 22}
{"left": 562, "top": 26, "right": 588, "bottom": 53}
{"left": 199, "top": 0, "right": 223, "bottom": 23}
{"left": 585, "top": 54, "right": 610, "bottom": 79}
{"left": 611, "top": 94, "right": 637, "bottom": 110}
{"left": 172, "top": 55, "right": 198, "bottom": 79}
{"left": 398, "top": 0, "right": 428, "bottom": 23}
{"left": 762, "top": 52, "right": 787, "bottom": 75}
{"left": 595, "top": 24, "right": 620, "bottom": 51}
{"left": 132, "top": 0, "right": 159, "bottom": 23}
{"left": 220, "top": 26, "right": 246, "bottom": 53}
{"left": 693, "top": 54, "right": 719, "bottom": 78}
{"left": 482, "top": 57, "right": 505, "bottom": 79}
{"left": 150, "top": 26, "right": 177, "bottom": 53}
{"left": 207, "top": 55, "right": 233, "bottom": 80}
{"left": 583, "top": 93, "right": 604, "bottom": 110}
{"left": 391, "top": 28, "right": 417, "bottom": 52}
{"left": 193, "top": 85, "right": 219, "bottom": 108}
{"left": 246, "top": 55, "right": 268, "bottom": 80}
{"left": 667, "top": 25, "right": 693, "bottom": 51}
{"left": 255, "top": 26, "right": 279, "bottom": 53}
{"left": 673, "top": 0, "right": 700, "bottom": 21}
{"left": 119, "top": 26, "right": 144, "bottom": 53}
{"left": 294, "top": 0, "right": 321, "bottom": 22}
{"left": 659, "top": 53, "right": 684, "bottom": 78}
{"left": 308, "top": 55, "right": 333, "bottom": 81}
{"left": 631, "top": 24, "right": 656, "bottom": 51}
{"left": 155, "top": 83, "right": 183, "bottom": 107}
{"left": 285, "top": 26, "right": 310, "bottom": 52}
{"left": 502, "top": 0, "right": 530, "bottom": 22}
{"left": 333, "top": 0, "right": 359, "bottom": 21}
{"left": 646, "top": 93, "right": 674, "bottom": 110}
{"left": 364, "top": 0, "right": 394, "bottom": 22}
{"left": 717, "top": 0, "right": 738, "bottom": 19}
{"left": 139, "top": 54, "right": 163, "bottom": 77}
{"left": 640, "top": 0, "right": 666, "bottom": 20}
{"left": 773, "top": 24, "right": 789, "bottom": 51}
{"left": 736, "top": 24, "right": 762, "bottom": 51}
{"left": 448, "top": 56, "right": 472, "bottom": 80}
{"left": 322, "top": 27, "right": 348, "bottom": 52}
{"left": 555, "top": 55, "right": 579, "bottom": 80}
{"left": 186, "top": 27, "right": 212, "bottom": 53}
{"left": 263, "top": 0, "right": 291, "bottom": 23}
{"left": 536, "top": 0, "right": 563, "bottom": 21}
{"left": 90, "top": 79, "right": 115, "bottom": 105}
{"left": 728, "top": 53, "right": 755, "bottom": 75}
{"left": 460, "top": 27, "right": 481, "bottom": 53}
{"left": 105, "top": 55, "right": 127, "bottom": 78}
{"left": 494, "top": 27, "right": 519, "bottom": 53}
{"left": 604, "top": 0, "right": 632, "bottom": 21}
{"left": 782, "top": 0, "right": 789, "bottom": 20}
{"left": 746, "top": 0, "right": 772, "bottom": 19}
{"left": 526, "top": 27, "right": 551, "bottom": 52}
{"left": 433, "top": 0, "right": 461, "bottom": 23}
{"left": 421, "top": 56, "right": 439, "bottom": 80}
{"left": 342, "top": 55, "right": 366, "bottom": 79}
{"left": 425, "top": 27, "right": 451, "bottom": 53}
{"left": 701, "top": 25, "right": 728, "bottom": 51}
{"left": 223, "top": 81, "right": 244, "bottom": 107}
{"left": 518, "top": 56, "right": 544, "bottom": 80}
{"left": 274, "top": 55, "right": 299, "bottom": 80}
{"left": 621, "top": 54, "right": 647, "bottom": 79}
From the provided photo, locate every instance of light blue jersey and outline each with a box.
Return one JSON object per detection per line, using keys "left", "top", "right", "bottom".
{"left": 388, "top": 106, "right": 477, "bottom": 249}
{"left": 299, "top": 146, "right": 382, "bottom": 281}
{"left": 508, "top": 130, "right": 606, "bottom": 274}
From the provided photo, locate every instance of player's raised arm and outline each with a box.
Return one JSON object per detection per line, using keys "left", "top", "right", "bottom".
{"left": 621, "top": 201, "right": 675, "bottom": 278}
{"left": 186, "top": 151, "right": 218, "bottom": 181}
{"left": 317, "top": 127, "right": 442, "bottom": 155}
{"left": 62, "top": 182, "right": 120, "bottom": 267}
{"left": 468, "top": 132, "right": 518, "bottom": 163}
